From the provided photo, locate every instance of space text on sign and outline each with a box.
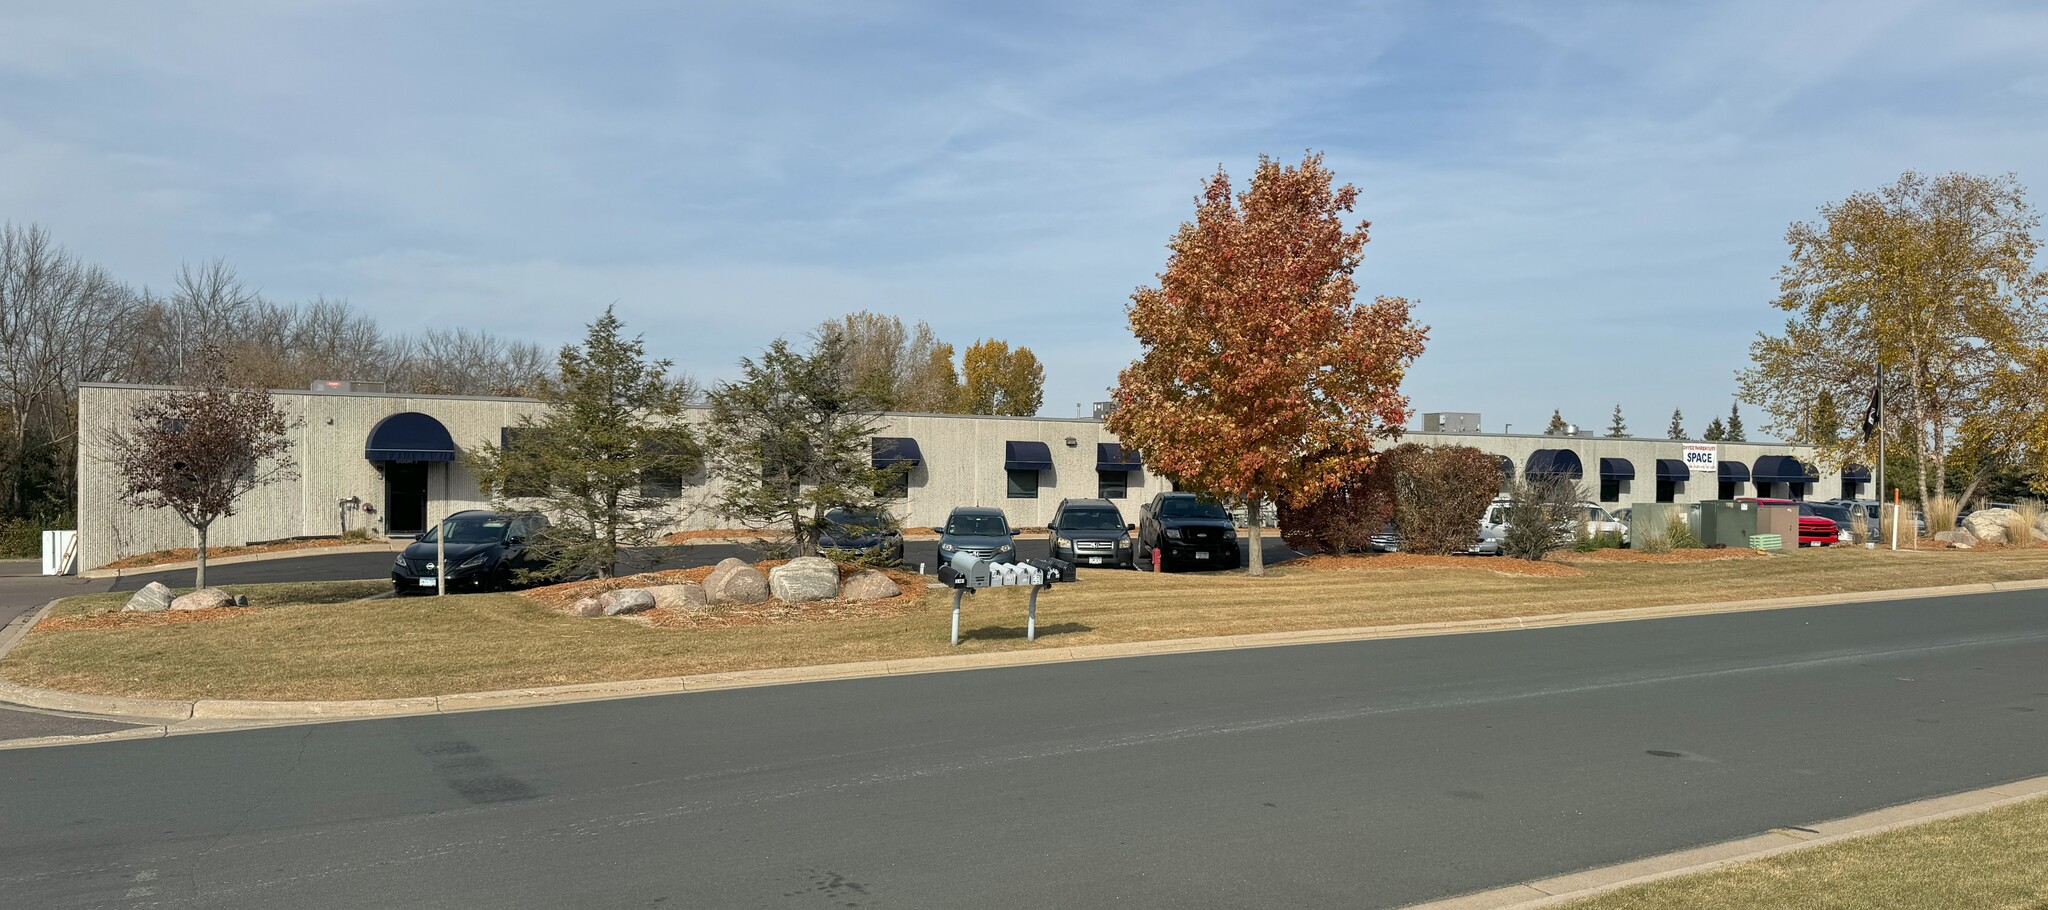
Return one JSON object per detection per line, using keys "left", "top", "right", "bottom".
{"left": 1682, "top": 444, "right": 1718, "bottom": 474}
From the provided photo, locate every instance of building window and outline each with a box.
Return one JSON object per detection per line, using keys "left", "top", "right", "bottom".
{"left": 1006, "top": 469, "right": 1039, "bottom": 499}
{"left": 1599, "top": 478, "right": 1621, "bottom": 503}
{"left": 500, "top": 427, "right": 548, "bottom": 498}
{"left": 1655, "top": 479, "right": 1678, "bottom": 503}
{"left": 637, "top": 436, "right": 698, "bottom": 499}
{"left": 1098, "top": 470, "right": 1128, "bottom": 499}
{"left": 1719, "top": 481, "right": 1741, "bottom": 500}
{"left": 873, "top": 470, "right": 911, "bottom": 499}
{"left": 1787, "top": 482, "right": 1807, "bottom": 501}
{"left": 1841, "top": 479, "right": 1862, "bottom": 500}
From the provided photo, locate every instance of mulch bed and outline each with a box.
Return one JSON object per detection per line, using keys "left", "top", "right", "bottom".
{"left": 1289, "top": 553, "right": 1585, "bottom": 578}
{"left": 521, "top": 562, "right": 930, "bottom": 628}
{"left": 98, "top": 538, "right": 368, "bottom": 570}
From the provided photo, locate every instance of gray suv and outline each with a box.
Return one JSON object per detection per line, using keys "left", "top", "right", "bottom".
{"left": 1049, "top": 498, "right": 1136, "bottom": 569}
{"left": 936, "top": 506, "right": 1020, "bottom": 582}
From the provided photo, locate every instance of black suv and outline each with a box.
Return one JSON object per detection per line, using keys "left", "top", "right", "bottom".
{"left": 1048, "top": 498, "right": 1136, "bottom": 569}
{"left": 816, "top": 508, "right": 905, "bottom": 567}
{"left": 392, "top": 510, "right": 551, "bottom": 594}
{"left": 1137, "top": 492, "right": 1241, "bottom": 571}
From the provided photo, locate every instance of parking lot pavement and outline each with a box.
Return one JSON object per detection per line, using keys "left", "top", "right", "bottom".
{"left": 0, "top": 574, "right": 140, "bottom": 743}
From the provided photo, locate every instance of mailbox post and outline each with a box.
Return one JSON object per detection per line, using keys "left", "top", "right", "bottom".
{"left": 945, "top": 553, "right": 1076, "bottom": 645}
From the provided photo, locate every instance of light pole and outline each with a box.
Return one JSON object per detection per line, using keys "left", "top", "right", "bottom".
{"left": 1504, "top": 423, "right": 1513, "bottom": 435}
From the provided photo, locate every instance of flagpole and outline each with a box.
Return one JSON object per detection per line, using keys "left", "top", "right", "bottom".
{"left": 1877, "top": 362, "right": 1889, "bottom": 550}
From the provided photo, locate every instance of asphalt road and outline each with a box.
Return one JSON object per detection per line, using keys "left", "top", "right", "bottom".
{"left": 4, "top": 589, "right": 2046, "bottom": 908}
{"left": 107, "top": 536, "right": 1300, "bottom": 591}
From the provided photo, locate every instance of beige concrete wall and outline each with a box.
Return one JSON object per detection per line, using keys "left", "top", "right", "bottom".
{"left": 75, "top": 383, "right": 1835, "bottom": 569}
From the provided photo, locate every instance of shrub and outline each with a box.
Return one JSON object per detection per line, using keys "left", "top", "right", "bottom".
{"left": 1634, "top": 522, "right": 1672, "bottom": 554}
{"left": 1277, "top": 466, "right": 1392, "bottom": 556}
{"left": 1667, "top": 512, "right": 1702, "bottom": 549}
{"left": 0, "top": 520, "right": 37, "bottom": 559}
{"left": 1848, "top": 509, "right": 1870, "bottom": 546}
{"left": 2011, "top": 499, "right": 2045, "bottom": 547}
{"left": 1923, "top": 496, "right": 1959, "bottom": 537}
{"left": 1500, "top": 474, "right": 1585, "bottom": 561}
{"left": 1382, "top": 443, "right": 1501, "bottom": 555}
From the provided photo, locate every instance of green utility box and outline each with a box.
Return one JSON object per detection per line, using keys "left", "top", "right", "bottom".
{"left": 1695, "top": 500, "right": 1760, "bottom": 549}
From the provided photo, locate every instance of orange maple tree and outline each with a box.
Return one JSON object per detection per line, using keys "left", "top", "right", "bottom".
{"left": 1107, "top": 152, "right": 1428, "bottom": 576}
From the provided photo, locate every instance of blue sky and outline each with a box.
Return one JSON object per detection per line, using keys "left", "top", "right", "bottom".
{"left": 4, "top": 1, "right": 2045, "bottom": 437}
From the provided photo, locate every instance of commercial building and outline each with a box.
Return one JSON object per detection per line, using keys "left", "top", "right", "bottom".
{"left": 73, "top": 384, "right": 1856, "bottom": 570}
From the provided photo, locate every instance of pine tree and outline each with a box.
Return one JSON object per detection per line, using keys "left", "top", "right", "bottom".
{"left": 1703, "top": 417, "right": 1726, "bottom": 441}
{"left": 1606, "top": 404, "right": 1628, "bottom": 437}
{"left": 1726, "top": 402, "right": 1747, "bottom": 442}
{"left": 1667, "top": 409, "right": 1686, "bottom": 440}
{"left": 1544, "top": 410, "right": 1569, "bottom": 435}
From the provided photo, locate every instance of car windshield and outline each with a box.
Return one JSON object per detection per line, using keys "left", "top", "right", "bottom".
{"left": 825, "top": 510, "right": 887, "bottom": 532}
{"left": 1158, "top": 497, "right": 1229, "bottom": 520}
{"left": 1808, "top": 504, "right": 1850, "bottom": 522}
{"left": 1060, "top": 509, "right": 1124, "bottom": 531}
{"left": 945, "top": 513, "right": 1009, "bottom": 536}
{"left": 420, "top": 518, "right": 511, "bottom": 544}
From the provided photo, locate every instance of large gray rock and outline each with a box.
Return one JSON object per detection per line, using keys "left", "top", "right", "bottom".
{"left": 568, "top": 596, "right": 605, "bottom": 617}
{"left": 123, "top": 581, "right": 177, "bottom": 613}
{"left": 1962, "top": 508, "right": 2018, "bottom": 546}
{"left": 599, "top": 588, "right": 656, "bottom": 616}
{"left": 647, "top": 583, "right": 708, "bottom": 611}
{"left": 704, "top": 561, "right": 770, "bottom": 606}
{"left": 170, "top": 588, "right": 234, "bottom": 611}
{"left": 840, "top": 570, "right": 901, "bottom": 602}
{"left": 769, "top": 557, "right": 840, "bottom": 603}
{"left": 2035, "top": 514, "right": 2048, "bottom": 539}
{"left": 1934, "top": 528, "right": 1978, "bottom": 549}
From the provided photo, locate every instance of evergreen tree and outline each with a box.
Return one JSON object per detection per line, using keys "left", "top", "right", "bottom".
{"left": 465, "top": 307, "right": 699, "bottom": 579}
{"left": 1606, "top": 404, "right": 1628, "bottom": 437}
{"left": 1543, "top": 410, "right": 1569, "bottom": 435}
{"left": 1703, "top": 417, "right": 1727, "bottom": 441}
{"left": 1667, "top": 408, "right": 1687, "bottom": 440}
{"left": 705, "top": 334, "right": 907, "bottom": 556}
{"left": 1726, "top": 402, "right": 1747, "bottom": 442}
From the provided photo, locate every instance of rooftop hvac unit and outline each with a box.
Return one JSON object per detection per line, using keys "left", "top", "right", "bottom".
{"left": 1422, "top": 412, "right": 1481, "bottom": 433}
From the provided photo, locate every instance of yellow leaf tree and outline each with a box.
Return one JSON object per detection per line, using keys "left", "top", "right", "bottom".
{"left": 1739, "top": 171, "right": 2048, "bottom": 505}
{"left": 961, "top": 339, "right": 1044, "bottom": 417}
{"left": 1108, "top": 151, "right": 1428, "bottom": 577}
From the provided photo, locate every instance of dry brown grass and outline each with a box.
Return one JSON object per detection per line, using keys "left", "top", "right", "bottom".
{"left": 1557, "top": 794, "right": 2048, "bottom": 910}
{"left": 7, "top": 547, "right": 2047, "bottom": 701}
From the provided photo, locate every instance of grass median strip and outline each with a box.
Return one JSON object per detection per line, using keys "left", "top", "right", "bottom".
{"left": 2, "top": 547, "right": 2045, "bottom": 702}
{"left": 1554, "top": 793, "right": 2048, "bottom": 910}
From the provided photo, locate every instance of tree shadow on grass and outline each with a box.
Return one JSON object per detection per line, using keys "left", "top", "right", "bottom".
{"left": 960, "top": 621, "right": 1093, "bottom": 642}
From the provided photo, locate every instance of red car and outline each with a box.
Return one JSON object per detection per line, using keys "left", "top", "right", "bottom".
{"left": 1738, "top": 498, "right": 1843, "bottom": 547}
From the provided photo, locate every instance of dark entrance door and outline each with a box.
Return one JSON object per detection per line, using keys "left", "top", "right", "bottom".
{"left": 385, "top": 462, "right": 430, "bottom": 536}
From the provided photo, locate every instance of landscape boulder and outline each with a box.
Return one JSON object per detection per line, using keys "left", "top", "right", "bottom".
{"left": 648, "top": 583, "right": 708, "bottom": 611}
{"left": 122, "top": 582, "right": 176, "bottom": 613}
{"left": 839, "top": 570, "right": 901, "bottom": 602}
{"left": 1933, "top": 529, "right": 1978, "bottom": 549}
{"left": 704, "top": 560, "right": 770, "bottom": 606}
{"left": 1962, "top": 508, "right": 2018, "bottom": 546}
{"left": 769, "top": 557, "right": 840, "bottom": 603}
{"left": 568, "top": 597, "right": 605, "bottom": 617}
{"left": 598, "top": 588, "right": 657, "bottom": 616}
{"left": 170, "top": 588, "right": 235, "bottom": 611}
{"left": 2036, "top": 514, "right": 2048, "bottom": 539}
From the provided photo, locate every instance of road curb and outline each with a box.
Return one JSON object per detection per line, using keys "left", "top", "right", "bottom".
{"left": 1399, "top": 775, "right": 2048, "bottom": 909}
{"left": 0, "top": 598, "right": 59, "bottom": 661}
{"left": 2, "top": 576, "right": 2045, "bottom": 728}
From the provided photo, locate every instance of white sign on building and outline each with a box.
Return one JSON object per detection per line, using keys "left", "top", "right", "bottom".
{"left": 1682, "top": 444, "right": 1718, "bottom": 474}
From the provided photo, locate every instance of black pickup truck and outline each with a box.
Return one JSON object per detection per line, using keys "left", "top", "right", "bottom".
{"left": 1136, "top": 492, "right": 1241, "bottom": 571}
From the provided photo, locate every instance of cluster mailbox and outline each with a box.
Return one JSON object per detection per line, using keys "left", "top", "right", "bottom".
{"left": 945, "top": 554, "right": 1077, "bottom": 645}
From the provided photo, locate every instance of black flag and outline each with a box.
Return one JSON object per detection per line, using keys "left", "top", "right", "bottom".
{"left": 1860, "top": 385, "right": 1882, "bottom": 441}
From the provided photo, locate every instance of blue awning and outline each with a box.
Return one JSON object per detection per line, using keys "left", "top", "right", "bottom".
{"left": 1719, "top": 461, "right": 1750, "bottom": 484}
{"left": 1842, "top": 464, "right": 1871, "bottom": 482}
{"left": 1004, "top": 441, "right": 1054, "bottom": 472}
{"left": 1753, "top": 455, "right": 1817, "bottom": 484}
{"left": 1598, "top": 457, "right": 1635, "bottom": 481}
{"left": 871, "top": 437, "right": 922, "bottom": 469}
{"left": 366, "top": 412, "right": 456, "bottom": 463}
{"left": 1526, "top": 449, "right": 1584, "bottom": 480}
{"left": 1655, "top": 458, "right": 1689, "bottom": 482}
{"left": 1096, "top": 443, "right": 1142, "bottom": 472}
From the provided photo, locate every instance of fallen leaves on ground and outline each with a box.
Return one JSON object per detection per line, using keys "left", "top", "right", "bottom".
{"left": 98, "top": 537, "right": 372, "bottom": 570}
{"left": 1555, "top": 549, "right": 1770, "bottom": 564}
{"left": 34, "top": 607, "right": 256, "bottom": 632}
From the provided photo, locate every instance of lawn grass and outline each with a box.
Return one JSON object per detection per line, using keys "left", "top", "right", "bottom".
{"left": 1556, "top": 794, "right": 2048, "bottom": 910}
{"left": 4, "top": 546, "right": 2045, "bottom": 701}
{"left": 44, "top": 580, "right": 391, "bottom": 619}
